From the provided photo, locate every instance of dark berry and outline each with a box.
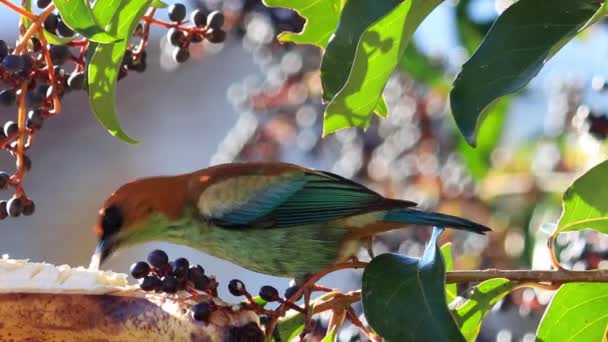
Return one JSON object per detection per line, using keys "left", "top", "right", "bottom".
{"left": 167, "top": 28, "right": 184, "bottom": 47}
{"left": 30, "top": 38, "right": 42, "bottom": 52}
{"left": 147, "top": 249, "right": 169, "bottom": 268}
{"left": 57, "top": 18, "right": 75, "bottom": 37}
{"left": 122, "top": 50, "right": 133, "bottom": 66}
{"left": 133, "top": 23, "right": 144, "bottom": 36}
{"left": 43, "top": 14, "right": 59, "bottom": 33}
{"left": 193, "top": 275, "right": 211, "bottom": 291}
{"left": 4, "top": 121, "right": 18, "bottom": 137}
{"left": 0, "top": 89, "right": 16, "bottom": 106}
{"left": 2, "top": 55, "right": 25, "bottom": 73}
{"left": 130, "top": 261, "right": 150, "bottom": 279}
{"left": 7, "top": 196, "right": 22, "bottom": 217}
{"left": 191, "top": 9, "right": 207, "bottom": 27}
{"left": 21, "top": 54, "right": 33, "bottom": 72}
{"left": 53, "top": 66, "right": 65, "bottom": 79}
{"left": 0, "top": 40, "right": 7, "bottom": 59}
{"left": 22, "top": 200, "right": 35, "bottom": 216}
{"left": 170, "top": 257, "right": 189, "bottom": 278}
{"left": 0, "top": 201, "right": 7, "bottom": 220}
{"left": 188, "top": 264, "right": 205, "bottom": 282}
{"left": 67, "top": 72, "right": 85, "bottom": 90}
{"left": 207, "top": 29, "right": 226, "bottom": 44}
{"left": 284, "top": 286, "right": 301, "bottom": 300}
{"left": 207, "top": 11, "right": 224, "bottom": 30}
{"left": 192, "top": 301, "right": 211, "bottom": 322}
{"left": 0, "top": 172, "right": 9, "bottom": 189}
{"left": 36, "top": 0, "right": 52, "bottom": 9}
{"left": 25, "top": 91, "right": 45, "bottom": 109}
{"left": 228, "top": 279, "right": 246, "bottom": 296}
{"left": 167, "top": 3, "right": 186, "bottom": 22}
{"left": 161, "top": 276, "right": 179, "bottom": 294}
{"left": 49, "top": 45, "right": 71, "bottom": 65}
{"left": 132, "top": 60, "right": 146, "bottom": 73}
{"left": 118, "top": 65, "right": 128, "bottom": 80}
{"left": 27, "top": 109, "right": 45, "bottom": 130}
{"left": 191, "top": 33, "right": 204, "bottom": 43}
{"left": 259, "top": 285, "right": 279, "bottom": 302}
{"left": 139, "top": 275, "right": 162, "bottom": 291}
{"left": 172, "top": 47, "right": 189, "bottom": 63}
{"left": 20, "top": 155, "right": 32, "bottom": 173}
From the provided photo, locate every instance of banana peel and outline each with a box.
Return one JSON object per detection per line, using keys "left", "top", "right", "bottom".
{"left": 0, "top": 255, "right": 264, "bottom": 341}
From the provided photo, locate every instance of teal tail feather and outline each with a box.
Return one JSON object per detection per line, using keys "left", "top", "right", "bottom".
{"left": 383, "top": 208, "right": 491, "bottom": 235}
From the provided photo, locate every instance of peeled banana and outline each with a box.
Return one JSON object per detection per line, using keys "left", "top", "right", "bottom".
{"left": 0, "top": 255, "right": 264, "bottom": 341}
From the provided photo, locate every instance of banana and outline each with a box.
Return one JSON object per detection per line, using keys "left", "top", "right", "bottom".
{"left": 0, "top": 255, "right": 264, "bottom": 341}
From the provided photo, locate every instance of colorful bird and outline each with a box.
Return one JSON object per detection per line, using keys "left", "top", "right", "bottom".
{"left": 93, "top": 162, "right": 490, "bottom": 278}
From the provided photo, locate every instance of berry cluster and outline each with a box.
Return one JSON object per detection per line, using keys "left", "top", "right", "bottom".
{"left": 162, "top": 4, "right": 226, "bottom": 64}
{"left": 0, "top": 1, "right": 228, "bottom": 220}
{"left": 130, "top": 249, "right": 220, "bottom": 322}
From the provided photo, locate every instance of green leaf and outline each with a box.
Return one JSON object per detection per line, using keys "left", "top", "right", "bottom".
{"left": 374, "top": 96, "right": 388, "bottom": 118}
{"left": 456, "top": 97, "right": 510, "bottom": 180}
{"left": 261, "top": 0, "right": 344, "bottom": 47}
{"left": 151, "top": 0, "right": 168, "bottom": 8}
{"left": 320, "top": 0, "right": 401, "bottom": 102}
{"left": 52, "top": 0, "right": 120, "bottom": 43}
{"left": 87, "top": 0, "right": 151, "bottom": 144}
{"left": 557, "top": 160, "right": 608, "bottom": 233}
{"left": 362, "top": 227, "right": 465, "bottom": 342}
{"left": 450, "top": 278, "right": 514, "bottom": 341}
{"left": 537, "top": 283, "right": 608, "bottom": 341}
{"left": 20, "top": 0, "right": 32, "bottom": 34}
{"left": 322, "top": 0, "right": 443, "bottom": 136}
{"left": 441, "top": 243, "right": 457, "bottom": 304}
{"left": 450, "top": 0, "right": 602, "bottom": 146}
{"left": 43, "top": 30, "right": 75, "bottom": 45}
{"left": 321, "top": 326, "right": 338, "bottom": 342}
{"left": 275, "top": 309, "right": 305, "bottom": 342}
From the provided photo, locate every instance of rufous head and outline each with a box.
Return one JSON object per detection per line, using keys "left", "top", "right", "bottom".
{"left": 93, "top": 175, "right": 190, "bottom": 265}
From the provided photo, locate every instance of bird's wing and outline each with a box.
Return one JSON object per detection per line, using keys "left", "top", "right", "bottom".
{"left": 198, "top": 170, "right": 417, "bottom": 229}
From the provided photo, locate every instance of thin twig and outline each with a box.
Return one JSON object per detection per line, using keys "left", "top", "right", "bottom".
{"left": 14, "top": 3, "right": 55, "bottom": 55}
{"left": 0, "top": 0, "right": 36, "bottom": 20}
{"left": 446, "top": 268, "right": 608, "bottom": 284}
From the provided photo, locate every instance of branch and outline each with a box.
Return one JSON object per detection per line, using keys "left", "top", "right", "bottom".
{"left": 446, "top": 268, "right": 608, "bottom": 284}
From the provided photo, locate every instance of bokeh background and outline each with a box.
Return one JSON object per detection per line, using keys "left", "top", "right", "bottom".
{"left": 2, "top": 0, "right": 608, "bottom": 340}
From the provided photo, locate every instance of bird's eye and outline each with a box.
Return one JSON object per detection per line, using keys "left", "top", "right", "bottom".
{"left": 101, "top": 205, "right": 123, "bottom": 238}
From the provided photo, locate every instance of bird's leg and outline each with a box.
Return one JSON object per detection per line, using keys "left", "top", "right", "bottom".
{"left": 366, "top": 236, "right": 375, "bottom": 259}
{"left": 298, "top": 286, "right": 313, "bottom": 341}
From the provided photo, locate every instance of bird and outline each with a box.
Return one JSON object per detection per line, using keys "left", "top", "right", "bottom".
{"left": 93, "top": 161, "right": 491, "bottom": 278}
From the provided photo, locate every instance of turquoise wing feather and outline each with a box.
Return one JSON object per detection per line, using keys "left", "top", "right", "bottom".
{"left": 208, "top": 170, "right": 417, "bottom": 229}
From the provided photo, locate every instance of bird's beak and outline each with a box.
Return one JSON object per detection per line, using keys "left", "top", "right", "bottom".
{"left": 91, "top": 238, "right": 114, "bottom": 269}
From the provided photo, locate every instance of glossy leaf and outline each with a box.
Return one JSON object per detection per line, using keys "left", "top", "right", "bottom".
{"left": 557, "top": 160, "right": 608, "bottom": 233}
{"left": 456, "top": 97, "right": 509, "bottom": 180}
{"left": 151, "top": 0, "right": 168, "bottom": 8}
{"left": 450, "top": 0, "right": 602, "bottom": 146}
{"left": 441, "top": 242, "right": 457, "bottom": 304}
{"left": 362, "top": 227, "right": 464, "bottom": 342}
{"left": 320, "top": 0, "right": 400, "bottom": 102}
{"left": 450, "top": 278, "right": 514, "bottom": 341}
{"left": 87, "top": 0, "right": 151, "bottom": 144}
{"left": 323, "top": 0, "right": 443, "bottom": 136}
{"left": 261, "top": 0, "right": 344, "bottom": 47}
{"left": 537, "top": 283, "right": 608, "bottom": 341}
{"left": 275, "top": 308, "right": 305, "bottom": 341}
{"left": 52, "top": 0, "right": 120, "bottom": 43}
{"left": 43, "top": 30, "right": 75, "bottom": 45}
{"left": 321, "top": 326, "right": 338, "bottom": 342}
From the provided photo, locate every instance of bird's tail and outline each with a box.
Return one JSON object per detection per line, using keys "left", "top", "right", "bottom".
{"left": 382, "top": 208, "right": 491, "bottom": 235}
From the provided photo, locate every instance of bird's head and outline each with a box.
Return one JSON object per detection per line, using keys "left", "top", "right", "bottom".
{"left": 92, "top": 175, "right": 192, "bottom": 266}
